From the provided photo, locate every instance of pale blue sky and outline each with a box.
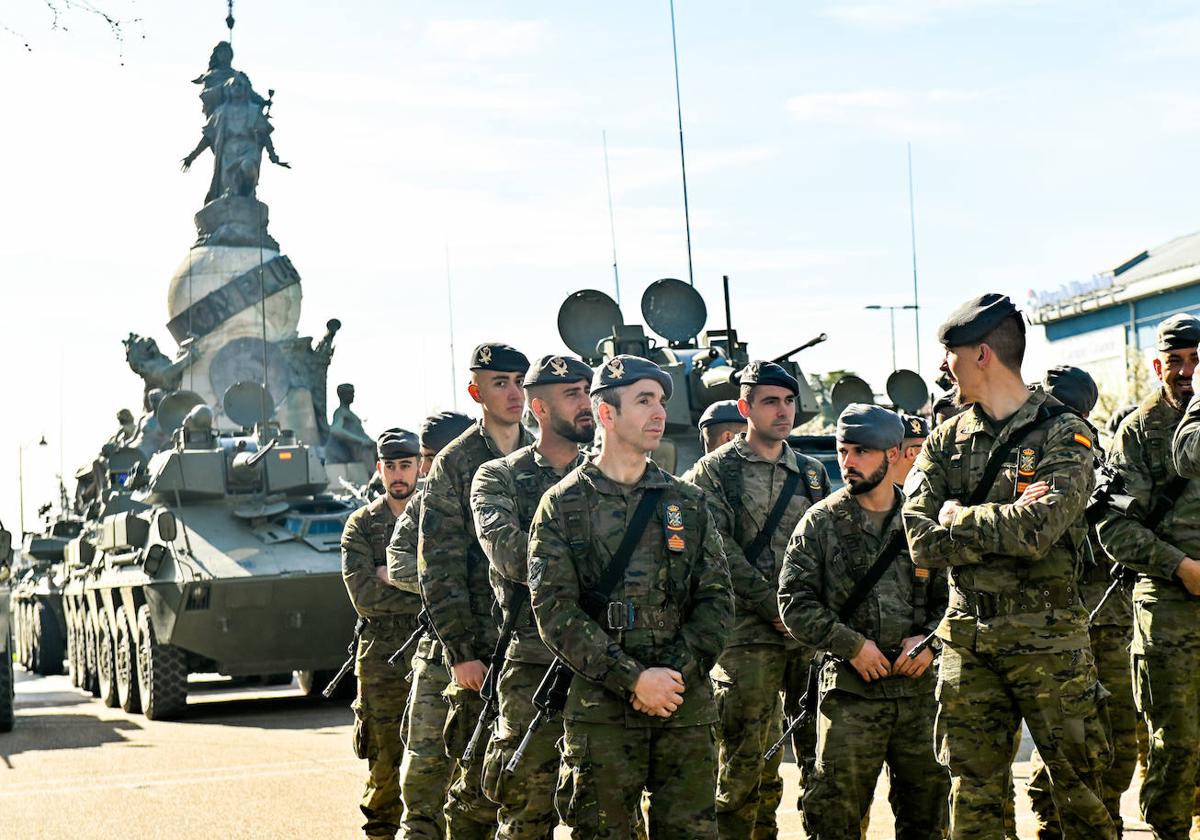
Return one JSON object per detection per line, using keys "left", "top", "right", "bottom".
{"left": 2, "top": 0, "right": 1198, "bottom": 528}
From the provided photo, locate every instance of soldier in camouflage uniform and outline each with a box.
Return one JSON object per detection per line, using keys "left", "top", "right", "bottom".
{"left": 903, "top": 294, "right": 1115, "bottom": 840}
{"left": 697, "top": 400, "right": 747, "bottom": 455}
{"left": 386, "top": 411, "right": 473, "bottom": 840}
{"left": 341, "top": 428, "right": 424, "bottom": 839}
{"left": 419, "top": 344, "right": 533, "bottom": 840}
{"left": 1025, "top": 365, "right": 1138, "bottom": 838}
{"left": 470, "top": 354, "right": 594, "bottom": 839}
{"left": 528, "top": 355, "right": 733, "bottom": 840}
{"left": 682, "top": 361, "right": 829, "bottom": 839}
{"left": 780, "top": 404, "right": 948, "bottom": 839}
{"left": 1097, "top": 314, "right": 1200, "bottom": 838}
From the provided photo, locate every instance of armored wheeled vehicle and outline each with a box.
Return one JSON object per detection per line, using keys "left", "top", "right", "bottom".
{"left": 0, "top": 523, "right": 15, "bottom": 731}
{"left": 10, "top": 503, "right": 81, "bottom": 677}
{"left": 61, "top": 384, "right": 357, "bottom": 719}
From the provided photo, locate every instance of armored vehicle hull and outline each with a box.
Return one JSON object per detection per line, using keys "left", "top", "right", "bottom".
{"left": 10, "top": 521, "right": 79, "bottom": 677}
{"left": 0, "top": 584, "right": 13, "bottom": 731}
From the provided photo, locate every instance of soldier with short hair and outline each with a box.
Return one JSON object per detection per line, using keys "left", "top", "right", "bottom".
{"left": 341, "top": 428, "right": 423, "bottom": 840}
{"left": 418, "top": 344, "right": 533, "bottom": 840}
{"left": 780, "top": 404, "right": 948, "bottom": 839}
{"left": 903, "top": 294, "right": 1114, "bottom": 839}
{"left": 1098, "top": 314, "right": 1200, "bottom": 837}
{"left": 471, "top": 354, "right": 594, "bottom": 839}
{"left": 528, "top": 354, "right": 733, "bottom": 839}
{"left": 697, "top": 399, "right": 747, "bottom": 455}
{"left": 683, "top": 361, "right": 829, "bottom": 839}
{"left": 387, "top": 411, "right": 474, "bottom": 840}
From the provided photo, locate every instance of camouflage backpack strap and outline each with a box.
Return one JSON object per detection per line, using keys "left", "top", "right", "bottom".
{"left": 829, "top": 498, "right": 873, "bottom": 574}
{"left": 556, "top": 478, "right": 593, "bottom": 558}
{"left": 366, "top": 502, "right": 392, "bottom": 565}
{"left": 510, "top": 446, "right": 543, "bottom": 531}
{"left": 717, "top": 449, "right": 746, "bottom": 544}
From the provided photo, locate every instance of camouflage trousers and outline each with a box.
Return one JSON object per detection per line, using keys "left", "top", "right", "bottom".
{"left": 1028, "top": 623, "right": 1137, "bottom": 838}
{"left": 443, "top": 676, "right": 500, "bottom": 839}
{"left": 803, "top": 688, "right": 948, "bottom": 840}
{"left": 557, "top": 720, "right": 718, "bottom": 840}
{"left": 398, "top": 653, "right": 454, "bottom": 840}
{"left": 480, "top": 661, "right": 560, "bottom": 840}
{"left": 935, "top": 642, "right": 1115, "bottom": 840}
{"left": 354, "top": 640, "right": 415, "bottom": 839}
{"left": 1132, "top": 634, "right": 1200, "bottom": 837}
{"left": 711, "top": 644, "right": 787, "bottom": 839}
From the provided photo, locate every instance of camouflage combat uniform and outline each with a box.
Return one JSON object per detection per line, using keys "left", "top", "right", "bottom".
{"left": 527, "top": 459, "right": 733, "bottom": 840}
{"left": 342, "top": 495, "right": 423, "bottom": 840}
{"left": 903, "top": 387, "right": 1116, "bottom": 840}
{"left": 683, "top": 434, "right": 829, "bottom": 839}
{"left": 1096, "top": 388, "right": 1200, "bottom": 837}
{"left": 779, "top": 485, "right": 949, "bottom": 840}
{"left": 387, "top": 490, "right": 454, "bottom": 840}
{"left": 418, "top": 421, "right": 533, "bottom": 840}
{"left": 1028, "top": 444, "right": 1137, "bottom": 838}
{"left": 471, "top": 444, "right": 584, "bottom": 839}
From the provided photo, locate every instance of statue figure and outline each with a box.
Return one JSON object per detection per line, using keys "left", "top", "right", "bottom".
{"left": 106, "top": 409, "right": 137, "bottom": 450}
{"left": 131, "top": 389, "right": 170, "bottom": 458}
{"left": 324, "top": 384, "right": 374, "bottom": 466}
{"left": 181, "top": 74, "right": 290, "bottom": 205}
{"left": 123, "top": 333, "right": 197, "bottom": 399}
{"left": 191, "top": 41, "right": 265, "bottom": 118}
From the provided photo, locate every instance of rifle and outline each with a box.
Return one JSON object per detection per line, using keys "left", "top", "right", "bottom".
{"left": 506, "top": 658, "right": 573, "bottom": 772}
{"left": 905, "top": 627, "right": 940, "bottom": 660}
{"left": 461, "top": 591, "right": 525, "bottom": 763}
{"left": 322, "top": 616, "right": 366, "bottom": 699}
{"left": 765, "top": 658, "right": 818, "bottom": 761}
{"left": 388, "top": 609, "right": 432, "bottom": 668}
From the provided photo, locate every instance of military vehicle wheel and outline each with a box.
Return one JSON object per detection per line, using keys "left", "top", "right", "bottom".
{"left": 65, "top": 609, "right": 79, "bottom": 686}
{"left": 0, "top": 635, "right": 13, "bottom": 733}
{"left": 83, "top": 609, "right": 100, "bottom": 697}
{"left": 96, "top": 616, "right": 118, "bottom": 708}
{"left": 115, "top": 610, "right": 141, "bottom": 714}
{"left": 32, "top": 601, "right": 64, "bottom": 676}
{"left": 135, "top": 606, "right": 186, "bottom": 721}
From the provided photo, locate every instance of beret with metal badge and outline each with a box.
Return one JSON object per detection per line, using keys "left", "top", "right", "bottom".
{"left": 377, "top": 427, "right": 420, "bottom": 460}
{"left": 937, "top": 293, "right": 1023, "bottom": 347}
{"left": 836, "top": 403, "right": 905, "bottom": 451}
{"left": 591, "top": 354, "right": 674, "bottom": 400}
{"left": 698, "top": 399, "right": 746, "bottom": 430}
{"left": 1157, "top": 313, "right": 1200, "bottom": 352}
{"left": 418, "top": 411, "right": 474, "bottom": 452}
{"left": 900, "top": 414, "right": 930, "bottom": 441}
{"left": 1043, "top": 365, "right": 1099, "bottom": 415}
{"left": 737, "top": 360, "right": 800, "bottom": 396}
{"left": 469, "top": 342, "right": 530, "bottom": 373}
{"left": 523, "top": 354, "right": 594, "bottom": 388}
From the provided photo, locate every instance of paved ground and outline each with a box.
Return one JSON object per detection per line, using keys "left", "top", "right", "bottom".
{"left": 1, "top": 666, "right": 1153, "bottom": 839}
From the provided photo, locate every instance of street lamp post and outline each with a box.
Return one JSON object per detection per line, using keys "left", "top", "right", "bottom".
{"left": 865, "top": 304, "right": 919, "bottom": 371}
{"left": 17, "top": 435, "right": 48, "bottom": 535}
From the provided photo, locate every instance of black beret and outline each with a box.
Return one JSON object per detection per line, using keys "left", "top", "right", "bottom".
{"left": 836, "top": 404, "right": 905, "bottom": 450}
{"left": 377, "top": 427, "right": 420, "bottom": 460}
{"left": 737, "top": 360, "right": 799, "bottom": 395}
{"left": 698, "top": 399, "right": 746, "bottom": 430}
{"left": 591, "top": 354, "right": 673, "bottom": 399}
{"left": 469, "top": 343, "right": 530, "bottom": 373}
{"left": 418, "top": 411, "right": 473, "bottom": 452}
{"left": 523, "top": 354, "right": 594, "bottom": 388}
{"left": 1043, "top": 365, "right": 1098, "bottom": 415}
{"left": 937, "top": 293, "right": 1023, "bottom": 347}
{"left": 901, "top": 414, "right": 930, "bottom": 440}
{"left": 1157, "top": 314, "right": 1200, "bottom": 352}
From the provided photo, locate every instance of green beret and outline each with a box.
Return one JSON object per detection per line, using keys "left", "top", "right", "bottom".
{"left": 698, "top": 399, "right": 746, "bottom": 430}
{"left": 836, "top": 404, "right": 905, "bottom": 450}
{"left": 937, "top": 293, "right": 1023, "bottom": 347}
{"left": 1043, "top": 365, "right": 1098, "bottom": 415}
{"left": 737, "top": 360, "right": 799, "bottom": 395}
{"left": 1156, "top": 314, "right": 1200, "bottom": 352}
{"left": 523, "top": 354, "right": 594, "bottom": 388}
{"left": 591, "top": 354, "right": 673, "bottom": 400}
{"left": 418, "top": 412, "right": 473, "bottom": 452}
{"left": 469, "top": 343, "right": 530, "bottom": 373}
{"left": 377, "top": 427, "right": 420, "bottom": 460}
{"left": 901, "top": 414, "right": 930, "bottom": 440}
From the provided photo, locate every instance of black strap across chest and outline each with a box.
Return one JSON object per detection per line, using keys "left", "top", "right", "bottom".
{"left": 836, "top": 497, "right": 904, "bottom": 622}
{"left": 582, "top": 487, "right": 664, "bottom": 618}
{"left": 963, "top": 404, "right": 1074, "bottom": 505}
{"left": 744, "top": 469, "right": 802, "bottom": 565}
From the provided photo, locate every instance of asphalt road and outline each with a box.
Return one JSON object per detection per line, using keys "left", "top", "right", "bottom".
{"left": 1, "top": 666, "right": 1152, "bottom": 839}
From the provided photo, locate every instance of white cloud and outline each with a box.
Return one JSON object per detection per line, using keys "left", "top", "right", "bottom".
{"left": 424, "top": 19, "right": 551, "bottom": 61}
{"left": 784, "top": 88, "right": 982, "bottom": 138}
{"left": 823, "top": 0, "right": 1044, "bottom": 28}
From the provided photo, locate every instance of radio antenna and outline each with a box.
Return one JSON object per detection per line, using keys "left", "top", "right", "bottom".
{"left": 445, "top": 244, "right": 459, "bottom": 411}
{"left": 907, "top": 142, "right": 922, "bottom": 372}
{"left": 602, "top": 130, "right": 622, "bottom": 304}
{"left": 669, "top": 0, "right": 695, "bottom": 287}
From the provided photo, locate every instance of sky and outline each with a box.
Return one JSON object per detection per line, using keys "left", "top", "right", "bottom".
{"left": 2, "top": 0, "right": 1199, "bottom": 531}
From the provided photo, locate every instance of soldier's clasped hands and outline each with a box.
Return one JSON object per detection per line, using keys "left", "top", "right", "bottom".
{"left": 631, "top": 667, "right": 685, "bottom": 717}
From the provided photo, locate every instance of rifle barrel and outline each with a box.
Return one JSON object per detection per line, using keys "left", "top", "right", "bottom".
{"left": 506, "top": 710, "right": 545, "bottom": 773}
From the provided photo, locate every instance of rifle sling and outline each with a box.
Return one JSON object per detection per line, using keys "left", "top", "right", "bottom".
{"left": 1144, "top": 475, "right": 1189, "bottom": 532}
{"left": 836, "top": 496, "right": 904, "bottom": 623}
{"left": 744, "top": 469, "right": 802, "bottom": 566}
{"left": 965, "top": 404, "right": 1074, "bottom": 507}
{"left": 583, "top": 487, "right": 665, "bottom": 618}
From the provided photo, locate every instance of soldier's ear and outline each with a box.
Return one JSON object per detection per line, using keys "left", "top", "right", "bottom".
{"left": 737, "top": 398, "right": 751, "bottom": 418}
{"left": 467, "top": 383, "right": 483, "bottom": 405}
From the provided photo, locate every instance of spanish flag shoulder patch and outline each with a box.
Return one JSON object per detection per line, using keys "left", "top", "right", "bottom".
{"left": 1073, "top": 433, "right": 1092, "bottom": 449}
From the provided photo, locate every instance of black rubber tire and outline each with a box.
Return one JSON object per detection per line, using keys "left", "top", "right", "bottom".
{"left": 84, "top": 609, "right": 100, "bottom": 698}
{"left": 115, "top": 609, "right": 141, "bottom": 714}
{"left": 0, "top": 635, "right": 13, "bottom": 733}
{"left": 96, "top": 614, "right": 118, "bottom": 709}
{"left": 65, "top": 606, "right": 80, "bottom": 687}
{"left": 136, "top": 605, "right": 186, "bottom": 721}
{"left": 33, "top": 601, "right": 64, "bottom": 676}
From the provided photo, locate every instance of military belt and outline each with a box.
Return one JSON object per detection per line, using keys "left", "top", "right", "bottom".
{"left": 603, "top": 602, "right": 681, "bottom": 633}
{"left": 949, "top": 583, "right": 1079, "bottom": 619}
{"left": 366, "top": 613, "right": 422, "bottom": 632}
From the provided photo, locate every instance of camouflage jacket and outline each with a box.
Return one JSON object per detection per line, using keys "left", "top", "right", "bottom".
{"left": 902, "top": 387, "right": 1095, "bottom": 655}
{"left": 528, "top": 459, "right": 733, "bottom": 728}
{"left": 386, "top": 490, "right": 442, "bottom": 662}
{"left": 340, "top": 496, "right": 423, "bottom": 674}
{"left": 472, "top": 444, "right": 584, "bottom": 666}
{"left": 780, "top": 486, "right": 946, "bottom": 699}
{"left": 683, "top": 433, "right": 829, "bottom": 648}
{"left": 1095, "top": 389, "right": 1197, "bottom": 647}
{"left": 418, "top": 421, "right": 534, "bottom": 666}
